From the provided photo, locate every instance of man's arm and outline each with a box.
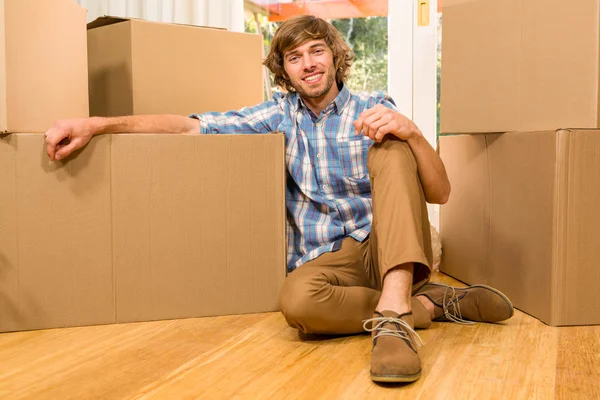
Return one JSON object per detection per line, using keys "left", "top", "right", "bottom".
{"left": 45, "top": 114, "right": 199, "bottom": 161}
{"left": 354, "top": 104, "right": 451, "bottom": 204}
{"left": 405, "top": 131, "right": 451, "bottom": 204}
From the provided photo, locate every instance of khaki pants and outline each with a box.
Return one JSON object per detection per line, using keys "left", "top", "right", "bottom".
{"left": 279, "top": 138, "right": 433, "bottom": 334}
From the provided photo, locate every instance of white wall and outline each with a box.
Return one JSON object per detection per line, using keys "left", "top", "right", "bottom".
{"left": 388, "top": 0, "right": 437, "bottom": 147}
{"left": 74, "top": 0, "right": 244, "bottom": 31}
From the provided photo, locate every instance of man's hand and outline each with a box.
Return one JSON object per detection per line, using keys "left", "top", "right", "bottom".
{"left": 354, "top": 104, "right": 420, "bottom": 142}
{"left": 45, "top": 118, "right": 99, "bottom": 161}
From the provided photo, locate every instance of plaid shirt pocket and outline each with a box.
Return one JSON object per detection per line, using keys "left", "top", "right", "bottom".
{"left": 338, "top": 138, "right": 370, "bottom": 179}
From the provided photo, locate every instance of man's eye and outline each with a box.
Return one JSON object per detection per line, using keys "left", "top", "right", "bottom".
{"left": 289, "top": 56, "right": 298, "bottom": 63}
{"left": 314, "top": 49, "right": 324, "bottom": 54}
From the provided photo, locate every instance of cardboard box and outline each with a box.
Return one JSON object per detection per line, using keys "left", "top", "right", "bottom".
{"left": 0, "top": 133, "right": 286, "bottom": 332}
{"left": 440, "top": 0, "right": 600, "bottom": 133}
{"left": 87, "top": 17, "right": 263, "bottom": 117}
{"left": 0, "top": 134, "right": 114, "bottom": 330}
{"left": 0, "top": 0, "right": 89, "bottom": 133}
{"left": 439, "top": 130, "right": 600, "bottom": 326}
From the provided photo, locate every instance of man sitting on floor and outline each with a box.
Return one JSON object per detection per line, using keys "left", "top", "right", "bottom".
{"left": 44, "top": 15, "right": 513, "bottom": 383}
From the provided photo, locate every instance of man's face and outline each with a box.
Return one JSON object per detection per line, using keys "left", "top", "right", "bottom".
{"left": 283, "top": 39, "right": 337, "bottom": 100}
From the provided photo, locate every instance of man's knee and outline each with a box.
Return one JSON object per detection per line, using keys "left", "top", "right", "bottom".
{"left": 368, "top": 137, "right": 417, "bottom": 176}
{"left": 279, "top": 270, "right": 327, "bottom": 333}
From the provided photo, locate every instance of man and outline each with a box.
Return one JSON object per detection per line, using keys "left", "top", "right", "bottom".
{"left": 45, "top": 15, "right": 513, "bottom": 383}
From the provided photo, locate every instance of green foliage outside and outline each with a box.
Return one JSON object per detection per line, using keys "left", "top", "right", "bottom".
{"left": 330, "top": 17, "right": 388, "bottom": 93}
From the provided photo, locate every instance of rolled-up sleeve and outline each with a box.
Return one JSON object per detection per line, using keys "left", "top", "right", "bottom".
{"left": 188, "top": 100, "right": 284, "bottom": 134}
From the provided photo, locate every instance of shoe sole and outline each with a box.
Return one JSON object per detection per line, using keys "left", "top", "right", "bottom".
{"left": 426, "top": 282, "right": 515, "bottom": 318}
{"left": 371, "top": 370, "right": 421, "bottom": 383}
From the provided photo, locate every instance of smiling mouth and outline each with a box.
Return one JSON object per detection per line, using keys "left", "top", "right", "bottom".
{"left": 303, "top": 73, "right": 323, "bottom": 83}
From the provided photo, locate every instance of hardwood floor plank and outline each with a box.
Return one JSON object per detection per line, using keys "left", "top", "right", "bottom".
{"left": 0, "top": 273, "right": 595, "bottom": 400}
{"left": 0, "top": 314, "right": 270, "bottom": 399}
{"left": 556, "top": 326, "right": 600, "bottom": 400}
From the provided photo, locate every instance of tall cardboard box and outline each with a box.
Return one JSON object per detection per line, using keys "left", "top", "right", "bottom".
{"left": 0, "top": 0, "right": 89, "bottom": 133}
{"left": 0, "top": 134, "right": 286, "bottom": 332}
{"left": 111, "top": 134, "right": 286, "bottom": 323}
{"left": 0, "top": 134, "right": 114, "bottom": 331}
{"left": 439, "top": 130, "right": 600, "bottom": 326}
{"left": 87, "top": 17, "right": 263, "bottom": 118}
{"left": 440, "top": 0, "right": 600, "bottom": 133}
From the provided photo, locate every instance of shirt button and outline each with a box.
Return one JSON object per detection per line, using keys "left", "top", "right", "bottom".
{"left": 317, "top": 153, "right": 322, "bottom": 159}
{"left": 322, "top": 184, "right": 328, "bottom": 190}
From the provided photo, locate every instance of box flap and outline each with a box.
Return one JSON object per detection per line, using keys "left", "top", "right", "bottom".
{"left": 87, "top": 16, "right": 129, "bottom": 30}
{"left": 87, "top": 15, "right": 226, "bottom": 31}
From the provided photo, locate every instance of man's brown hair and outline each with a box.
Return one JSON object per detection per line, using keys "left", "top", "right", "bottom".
{"left": 263, "top": 15, "right": 355, "bottom": 92}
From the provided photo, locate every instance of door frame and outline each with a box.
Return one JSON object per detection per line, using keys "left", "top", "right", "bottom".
{"left": 388, "top": 0, "right": 440, "bottom": 228}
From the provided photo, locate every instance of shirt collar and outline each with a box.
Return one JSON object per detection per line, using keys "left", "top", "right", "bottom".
{"left": 332, "top": 84, "right": 350, "bottom": 115}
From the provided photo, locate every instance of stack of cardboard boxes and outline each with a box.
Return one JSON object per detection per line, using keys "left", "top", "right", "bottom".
{"left": 439, "top": 0, "right": 600, "bottom": 326}
{"left": 0, "top": 0, "right": 286, "bottom": 333}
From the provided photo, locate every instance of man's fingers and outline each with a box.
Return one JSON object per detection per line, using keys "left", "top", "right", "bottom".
{"left": 45, "top": 126, "right": 70, "bottom": 161}
{"left": 362, "top": 113, "right": 385, "bottom": 140}
{"left": 368, "top": 119, "right": 389, "bottom": 142}
{"left": 54, "top": 139, "right": 79, "bottom": 161}
{"left": 374, "top": 122, "right": 394, "bottom": 141}
{"left": 54, "top": 138, "right": 70, "bottom": 155}
{"left": 45, "top": 128, "right": 59, "bottom": 160}
{"left": 355, "top": 105, "right": 383, "bottom": 135}
{"left": 354, "top": 119, "right": 363, "bottom": 135}
{"left": 355, "top": 105, "right": 395, "bottom": 136}
{"left": 46, "top": 129, "right": 68, "bottom": 147}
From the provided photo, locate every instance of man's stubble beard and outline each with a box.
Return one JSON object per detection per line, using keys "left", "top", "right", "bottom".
{"left": 293, "top": 68, "right": 336, "bottom": 99}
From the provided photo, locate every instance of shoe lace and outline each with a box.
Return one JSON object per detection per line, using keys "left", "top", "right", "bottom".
{"left": 435, "top": 286, "right": 476, "bottom": 325}
{"left": 362, "top": 317, "right": 424, "bottom": 348}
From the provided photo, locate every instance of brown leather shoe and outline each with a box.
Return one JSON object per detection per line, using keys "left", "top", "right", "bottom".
{"left": 363, "top": 311, "right": 423, "bottom": 383}
{"left": 416, "top": 283, "right": 514, "bottom": 324}
{"left": 411, "top": 297, "right": 432, "bottom": 329}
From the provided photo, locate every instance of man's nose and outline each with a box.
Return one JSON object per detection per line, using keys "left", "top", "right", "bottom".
{"left": 301, "top": 54, "right": 316, "bottom": 70}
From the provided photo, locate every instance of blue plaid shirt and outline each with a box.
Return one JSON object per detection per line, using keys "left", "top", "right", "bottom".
{"left": 190, "top": 85, "right": 397, "bottom": 272}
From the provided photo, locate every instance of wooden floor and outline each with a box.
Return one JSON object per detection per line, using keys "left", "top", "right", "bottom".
{"left": 1, "top": 272, "right": 599, "bottom": 400}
